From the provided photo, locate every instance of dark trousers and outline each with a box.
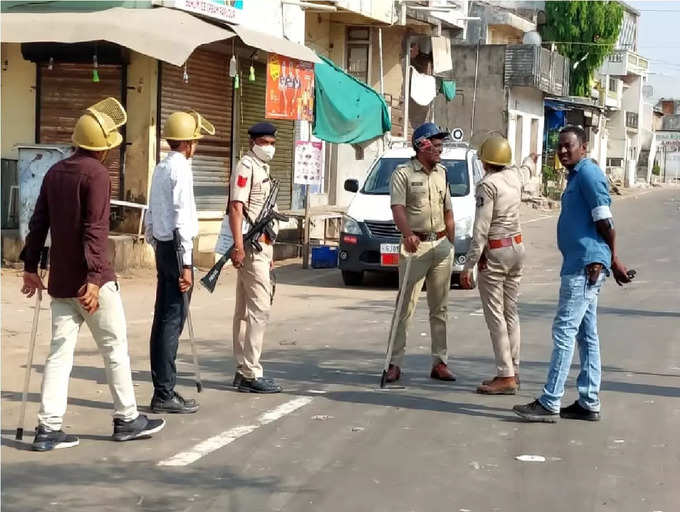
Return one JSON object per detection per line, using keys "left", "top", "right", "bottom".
{"left": 149, "top": 240, "right": 191, "bottom": 400}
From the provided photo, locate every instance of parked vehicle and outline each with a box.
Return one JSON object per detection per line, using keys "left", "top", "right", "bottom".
{"left": 339, "top": 141, "right": 484, "bottom": 287}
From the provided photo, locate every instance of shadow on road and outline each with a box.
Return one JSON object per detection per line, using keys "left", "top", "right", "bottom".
{"left": 0, "top": 459, "right": 292, "bottom": 512}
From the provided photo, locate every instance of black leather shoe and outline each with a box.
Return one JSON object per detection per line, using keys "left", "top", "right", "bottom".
{"left": 238, "top": 377, "right": 282, "bottom": 394}
{"left": 233, "top": 373, "right": 275, "bottom": 388}
{"left": 150, "top": 392, "right": 199, "bottom": 414}
{"left": 560, "top": 401, "right": 600, "bottom": 421}
{"left": 513, "top": 399, "right": 559, "bottom": 423}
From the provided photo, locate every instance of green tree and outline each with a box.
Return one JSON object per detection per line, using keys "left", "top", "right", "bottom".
{"left": 540, "top": 1, "right": 624, "bottom": 97}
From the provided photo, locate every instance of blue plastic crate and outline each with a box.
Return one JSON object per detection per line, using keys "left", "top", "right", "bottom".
{"left": 311, "top": 245, "right": 338, "bottom": 268}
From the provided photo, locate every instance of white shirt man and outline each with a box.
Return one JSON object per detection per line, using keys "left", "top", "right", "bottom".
{"left": 144, "top": 110, "right": 214, "bottom": 414}
{"left": 145, "top": 151, "right": 198, "bottom": 266}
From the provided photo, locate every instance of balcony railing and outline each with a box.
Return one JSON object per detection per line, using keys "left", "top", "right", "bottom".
{"left": 504, "top": 45, "right": 570, "bottom": 96}
{"left": 626, "top": 111, "right": 639, "bottom": 129}
{"left": 602, "top": 49, "right": 649, "bottom": 76}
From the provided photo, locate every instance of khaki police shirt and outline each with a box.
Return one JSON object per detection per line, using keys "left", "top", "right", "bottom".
{"left": 229, "top": 151, "right": 272, "bottom": 222}
{"left": 390, "top": 158, "right": 452, "bottom": 234}
{"left": 464, "top": 166, "right": 522, "bottom": 270}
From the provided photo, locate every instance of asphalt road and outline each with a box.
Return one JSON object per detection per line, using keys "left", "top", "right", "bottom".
{"left": 2, "top": 187, "right": 679, "bottom": 512}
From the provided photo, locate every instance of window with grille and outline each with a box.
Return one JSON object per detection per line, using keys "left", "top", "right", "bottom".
{"left": 346, "top": 27, "right": 370, "bottom": 84}
{"left": 609, "top": 78, "right": 618, "bottom": 93}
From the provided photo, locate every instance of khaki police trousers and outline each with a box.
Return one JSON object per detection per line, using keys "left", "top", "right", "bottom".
{"left": 390, "top": 237, "right": 454, "bottom": 367}
{"left": 233, "top": 242, "right": 273, "bottom": 379}
{"left": 477, "top": 241, "right": 525, "bottom": 377}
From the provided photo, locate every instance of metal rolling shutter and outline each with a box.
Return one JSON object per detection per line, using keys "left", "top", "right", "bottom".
{"left": 236, "top": 61, "right": 294, "bottom": 210}
{"left": 160, "top": 48, "right": 233, "bottom": 211}
{"left": 39, "top": 62, "right": 124, "bottom": 198}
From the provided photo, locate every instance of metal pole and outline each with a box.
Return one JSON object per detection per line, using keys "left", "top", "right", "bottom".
{"left": 403, "top": 35, "right": 413, "bottom": 140}
{"left": 378, "top": 28, "right": 384, "bottom": 97}
{"left": 471, "top": 38, "right": 480, "bottom": 136}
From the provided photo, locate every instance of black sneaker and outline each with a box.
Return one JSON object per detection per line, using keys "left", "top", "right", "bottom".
{"left": 150, "top": 392, "right": 199, "bottom": 414}
{"left": 513, "top": 399, "right": 559, "bottom": 423}
{"left": 560, "top": 401, "right": 601, "bottom": 421}
{"left": 238, "top": 377, "right": 282, "bottom": 394}
{"left": 32, "top": 425, "right": 79, "bottom": 452}
{"left": 113, "top": 414, "right": 166, "bottom": 442}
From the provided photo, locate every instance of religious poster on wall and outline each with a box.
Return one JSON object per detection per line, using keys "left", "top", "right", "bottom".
{"left": 294, "top": 141, "right": 323, "bottom": 185}
{"left": 266, "top": 53, "right": 314, "bottom": 121}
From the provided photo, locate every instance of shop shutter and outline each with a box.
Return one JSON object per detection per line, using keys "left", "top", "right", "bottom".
{"left": 39, "top": 62, "right": 124, "bottom": 198}
{"left": 236, "top": 61, "right": 295, "bottom": 210}
{"left": 160, "top": 48, "right": 233, "bottom": 212}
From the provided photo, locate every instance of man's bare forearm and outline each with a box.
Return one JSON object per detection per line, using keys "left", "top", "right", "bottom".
{"left": 595, "top": 219, "right": 616, "bottom": 261}
{"left": 391, "top": 205, "right": 413, "bottom": 237}
{"left": 444, "top": 210, "right": 455, "bottom": 241}
{"left": 229, "top": 202, "right": 245, "bottom": 249}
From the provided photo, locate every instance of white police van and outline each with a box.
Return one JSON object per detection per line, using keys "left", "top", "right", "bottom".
{"left": 339, "top": 140, "right": 484, "bottom": 287}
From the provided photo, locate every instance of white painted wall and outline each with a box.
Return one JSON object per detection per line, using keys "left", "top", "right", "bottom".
{"left": 1, "top": 43, "right": 36, "bottom": 160}
{"left": 507, "top": 86, "right": 544, "bottom": 169}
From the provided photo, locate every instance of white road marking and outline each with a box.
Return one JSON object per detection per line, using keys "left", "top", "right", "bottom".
{"left": 258, "top": 397, "right": 313, "bottom": 425}
{"left": 158, "top": 425, "right": 258, "bottom": 466}
{"left": 158, "top": 397, "right": 313, "bottom": 467}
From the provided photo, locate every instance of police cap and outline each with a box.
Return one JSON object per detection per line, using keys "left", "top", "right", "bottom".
{"left": 412, "top": 122, "right": 449, "bottom": 149}
{"left": 248, "top": 122, "right": 277, "bottom": 138}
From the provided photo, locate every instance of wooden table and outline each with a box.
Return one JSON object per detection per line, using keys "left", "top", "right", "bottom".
{"left": 279, "top": 205, "right": 345, "bottom": 268}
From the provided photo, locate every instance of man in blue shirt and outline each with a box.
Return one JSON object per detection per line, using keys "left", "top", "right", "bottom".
{"left": 514, "top": 126, "right": 634, "bottom": 422}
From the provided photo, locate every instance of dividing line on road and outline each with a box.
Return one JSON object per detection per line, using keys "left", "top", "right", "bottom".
{"left": 157, "top": 396, "right": 313, "bottom": 467}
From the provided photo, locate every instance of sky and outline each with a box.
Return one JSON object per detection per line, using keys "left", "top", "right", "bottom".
{"left": 631, "top": 0, "right": 680, "bottom": 101}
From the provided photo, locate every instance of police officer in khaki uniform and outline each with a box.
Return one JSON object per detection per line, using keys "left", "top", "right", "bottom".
{"left": 385, "top": 122, "right": 456, "bottom": 383}
{"left": 228, "top": 122, "right": 282, "bottom": 394}
{"left": 460, "top": 135, "right": 524, "bottom": 395}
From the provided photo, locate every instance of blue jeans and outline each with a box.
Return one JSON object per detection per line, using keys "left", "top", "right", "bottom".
{"left": 538, "top": 271, "right": 605, "bottom": 413}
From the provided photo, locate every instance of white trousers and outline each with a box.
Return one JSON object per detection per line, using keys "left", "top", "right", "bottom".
{"left": 38, "top": 281, "right": 139, "bottom": 430}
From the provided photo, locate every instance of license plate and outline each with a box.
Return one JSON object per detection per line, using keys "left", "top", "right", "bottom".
{"left": 380, "top": 243, "right": 400, "bottom": 267}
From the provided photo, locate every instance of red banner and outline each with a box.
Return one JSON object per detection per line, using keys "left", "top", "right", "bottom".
{"left": 265, "top": 53, "right": 314, "bottom": 121}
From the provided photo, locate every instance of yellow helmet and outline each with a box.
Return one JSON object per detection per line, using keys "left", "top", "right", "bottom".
{"left": 71, "top": 97, "right": 127, "bottom": 151}
{"left": 163, "top": 111, "right": 215, "bottom": 141}
{"left": 479, "top": 134, "right": 512, "bottom": 166}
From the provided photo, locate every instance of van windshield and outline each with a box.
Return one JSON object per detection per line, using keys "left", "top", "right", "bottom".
{"left": 361, "top": 158, "right": 470, "bottom": 197}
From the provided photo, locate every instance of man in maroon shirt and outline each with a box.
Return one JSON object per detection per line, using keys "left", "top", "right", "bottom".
{"left": 21, "top": 98, "right": 165, "bottom": 451}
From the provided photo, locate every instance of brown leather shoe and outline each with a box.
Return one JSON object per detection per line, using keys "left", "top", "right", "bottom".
{"left": 477, "top": 376, "right": 518, "bottom": 395}
{"left": 483, "top": 374, "right": 520, "bottom": 389}
{"left": 385, "top": 364, "right": 401, "bottom": 383}
{"left": 430, "top": 362, "right": 456, "bottom": 381}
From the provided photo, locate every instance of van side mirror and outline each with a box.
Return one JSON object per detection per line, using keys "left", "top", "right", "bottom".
{"left": 344, "top": 179, "right": 359, "bottom": 193}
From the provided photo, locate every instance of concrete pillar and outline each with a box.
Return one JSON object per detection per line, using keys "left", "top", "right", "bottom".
{"left": 118, "top": 52, "right": 158, "bottom": 233}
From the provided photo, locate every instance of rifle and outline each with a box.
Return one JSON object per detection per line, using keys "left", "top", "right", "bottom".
{"left": 200, "top": 179, "right": 289, "bottom": 293}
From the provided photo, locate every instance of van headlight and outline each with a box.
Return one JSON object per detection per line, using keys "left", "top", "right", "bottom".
{"left": 455, "top": 216, "right": 473, "bottom": 239}
{"left": 342, "top": 215, "right": 363, "bottom": 235}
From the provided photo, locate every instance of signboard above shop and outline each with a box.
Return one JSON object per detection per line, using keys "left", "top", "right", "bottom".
{"left": 154, "top": 0, "right": 243, "bottom": 24}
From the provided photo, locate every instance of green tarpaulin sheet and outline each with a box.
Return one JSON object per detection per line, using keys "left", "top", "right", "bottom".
{"left": 313, "top": 55, "right": 391, "bottom": 144}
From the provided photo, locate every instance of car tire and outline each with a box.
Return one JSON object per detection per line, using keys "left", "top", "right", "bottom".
{"left": 342, "top": 270, "right": 363, "bottom": 286}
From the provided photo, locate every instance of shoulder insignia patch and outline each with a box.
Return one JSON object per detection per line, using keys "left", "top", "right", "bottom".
{"left": 476, "top": 195, "right": 484, "bottom": 208}
{"left": 237, "top": 175, "right": 248, "bottom": 188}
